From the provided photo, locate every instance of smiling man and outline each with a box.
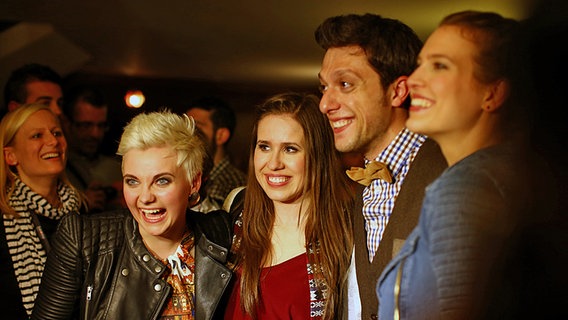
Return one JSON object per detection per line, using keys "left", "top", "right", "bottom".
{"left": 315, "top": 13, "right": 447, "bottom": 319}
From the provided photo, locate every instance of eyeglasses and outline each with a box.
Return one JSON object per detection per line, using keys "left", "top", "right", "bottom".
{"left": 72, "top": 121, "right": 109, "bottom": 132}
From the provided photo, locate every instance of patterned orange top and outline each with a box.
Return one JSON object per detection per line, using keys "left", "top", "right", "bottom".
{"left": 159, "top": 232, "right": 196, "bottom": 319}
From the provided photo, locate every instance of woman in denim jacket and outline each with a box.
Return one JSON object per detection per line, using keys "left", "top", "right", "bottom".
{"left": 377, "top": 11, "right": 555, "bottom": 319}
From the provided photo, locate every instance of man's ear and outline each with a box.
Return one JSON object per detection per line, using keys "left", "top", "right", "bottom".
{"left": 215, "top": 128, "right": 231, "bottom": 145}
{"left": 390, "top": 76, "right": 410, "bottom": 108}
{"left": 482, "top": 80, "right": 510, "bottom": 112}
{"left": 4, "top": 147, "right": 17, "bottom": 166}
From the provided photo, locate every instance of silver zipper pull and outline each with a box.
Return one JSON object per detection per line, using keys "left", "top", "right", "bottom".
{"left": 86, "top": 285, "right": 93, "bottom": 301}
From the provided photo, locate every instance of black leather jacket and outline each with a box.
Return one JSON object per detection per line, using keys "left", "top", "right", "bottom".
{"left": 32, "top": 209, "right": 233, "bottom": 320}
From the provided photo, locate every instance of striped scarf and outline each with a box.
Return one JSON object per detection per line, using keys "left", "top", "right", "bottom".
{"left": 3, "top": 177, "right": 80, "bottom": 316}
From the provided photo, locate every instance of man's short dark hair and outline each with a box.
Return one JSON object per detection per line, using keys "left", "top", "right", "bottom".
{"left": 63, "top": 85, "right": 107, "bottom": 121}
{"left": 187, "top": 96, "right": 237, "bottom": 137}
{"left": 315, "top": 13, "right": 422, "bottom": 94}
{"left": 2, "top": 63, "right": 62, "bottom": 115}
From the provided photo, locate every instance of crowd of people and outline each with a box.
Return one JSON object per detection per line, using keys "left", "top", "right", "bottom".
{"left": 0, "top": 6, "right": 566, "bottom": 320}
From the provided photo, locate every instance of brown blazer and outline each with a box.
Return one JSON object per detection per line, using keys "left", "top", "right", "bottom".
{"left": 352, "top": 138, "right": 447, "bottom": 320}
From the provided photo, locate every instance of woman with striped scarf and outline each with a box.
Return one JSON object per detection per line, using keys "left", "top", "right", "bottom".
{"left": 0, "top": 104, "right": 83, "bottom": 319}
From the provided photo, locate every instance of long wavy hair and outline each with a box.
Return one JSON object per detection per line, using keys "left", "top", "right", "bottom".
{"left": 238, "top": 92, "right": 354, "bottom": 319}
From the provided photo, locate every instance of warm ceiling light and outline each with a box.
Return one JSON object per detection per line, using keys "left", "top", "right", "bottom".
{"left": 125, "top": 90, "right": 145, "bottom": 108}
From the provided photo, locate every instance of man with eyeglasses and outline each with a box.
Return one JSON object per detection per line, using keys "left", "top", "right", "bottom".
{"left": 63, "top": 85, "right": 124, "bottom": 213}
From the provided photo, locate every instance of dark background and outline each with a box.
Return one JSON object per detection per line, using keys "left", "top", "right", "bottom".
{"left": 63, "top": 73, "right": 318, "bottom": 172}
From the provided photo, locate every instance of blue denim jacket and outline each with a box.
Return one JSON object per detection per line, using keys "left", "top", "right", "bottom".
{"left": 377, "top": 143, "right": 536, "bottom": 320}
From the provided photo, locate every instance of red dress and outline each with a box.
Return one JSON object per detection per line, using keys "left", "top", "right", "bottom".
{"left": 224, "top": 253, "right": 310, "bottom": 319}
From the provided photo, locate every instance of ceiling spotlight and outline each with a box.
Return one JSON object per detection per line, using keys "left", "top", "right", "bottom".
{"left": 125, "top": 90, "right": 145, "bottom": 108}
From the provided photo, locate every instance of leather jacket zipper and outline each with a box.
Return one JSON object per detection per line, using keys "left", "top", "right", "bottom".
{"left": 86, "top": 285, "right": 93, "bottom": 300}
{"left": 85, "top": 285, "right": 93, "bottom": 320}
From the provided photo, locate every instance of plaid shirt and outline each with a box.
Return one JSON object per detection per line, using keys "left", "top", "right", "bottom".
{"left": 204, "top": 156, "right": 247, "bottom": 208}
{"left": 362, "top": 128, "right": 426, "bottom": 261}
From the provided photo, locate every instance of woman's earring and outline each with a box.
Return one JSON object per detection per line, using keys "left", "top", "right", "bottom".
{"left": 189, "top": 192, "right": 201, "bottom": 206}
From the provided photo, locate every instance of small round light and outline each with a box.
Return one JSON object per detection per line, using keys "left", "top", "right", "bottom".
{"left": 125, "top": 90, "right": 145, "bottom": 108}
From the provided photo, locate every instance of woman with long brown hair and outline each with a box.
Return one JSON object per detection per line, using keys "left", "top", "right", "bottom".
{"left": 224, "top": 92, "right": 354, "bottom": 319}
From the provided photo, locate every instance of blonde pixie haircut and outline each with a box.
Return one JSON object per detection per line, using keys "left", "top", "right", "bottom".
{"left": 116, "top": 109, "right": 205, "bottom": 184}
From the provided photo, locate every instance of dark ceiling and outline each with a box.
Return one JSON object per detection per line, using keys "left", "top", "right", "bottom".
{"left": 0, "top": 0, "right": 551, "bottom": 170}
{"left": 0, "top": 0, "right": 536, "bottom": 89}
